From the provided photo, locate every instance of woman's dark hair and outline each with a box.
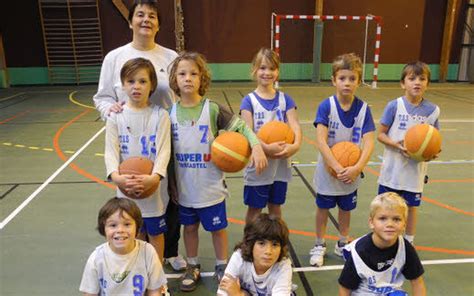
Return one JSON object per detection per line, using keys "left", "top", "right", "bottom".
{"left": 128, "top": 0, "right": 161, "bottom": 25}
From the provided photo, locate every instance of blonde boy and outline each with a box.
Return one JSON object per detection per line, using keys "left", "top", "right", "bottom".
{"left": 338, "top": 192, "right": 426, "bottom": 296}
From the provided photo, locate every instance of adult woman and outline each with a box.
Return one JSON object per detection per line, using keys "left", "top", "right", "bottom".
{"left": 93, "top": 0, "right": 186, "bottom": 272}
{"left": 94, "top": 1, "right": 178, "bottom": 117}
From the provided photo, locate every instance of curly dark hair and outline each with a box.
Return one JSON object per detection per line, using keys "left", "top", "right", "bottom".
{"left": 97, "top": 197, "right": 143, "bottom": 237}
{"left": 168, "top": 51, "right": 211, "bottom": 97}
{"left": 236, "top": 213, "right": 289, "bottom": 262}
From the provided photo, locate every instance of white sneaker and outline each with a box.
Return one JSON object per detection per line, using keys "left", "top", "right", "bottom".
{"left": 165, "top": 254, "right": 187, "bottom": 271}
{"left": 309, "top": 244, "right": 326, "bottom": 267}
{"left": 334, "top": 241, "right": 347, "bottom": 257}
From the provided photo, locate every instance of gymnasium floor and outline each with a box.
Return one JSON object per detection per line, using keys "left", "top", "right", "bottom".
{"left": 0, "top": 82, "right": 473, "bottom": 295}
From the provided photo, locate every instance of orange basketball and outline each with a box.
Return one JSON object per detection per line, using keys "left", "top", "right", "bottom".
{"left": 118, "top": 157, "right": 158, "bottom": 199}
{"left": 257, "top": 121, "right": 295, "bottom": 145}
{"left": 211, "top": 131, "right": 251, "bottom": 172}
{"left": 328, "top": 141, "right": 361, "bottom": 177}
{"left": 404, "top": 123, "right": 442, "bottom": 162}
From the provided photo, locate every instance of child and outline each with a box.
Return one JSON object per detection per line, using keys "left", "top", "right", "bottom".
{"left": 217, "top": 213, "right": 293, "bottom": 296}
{"left": 168, "top": 51, "right": 267, "bottom": 292}
{"left": 79, "top": 197, "right": 168, "bottom": 295}
{"left": 240, "top": 48, "right": 302, "bottom": 224}
{"left": 310, "top": 53, "right": 375, "bottom": 267}
{"left": 105, "top": 57, "right": 171, "bottom": 262}
{"left": 377, "top": 61, "right": 440, "bottom": 244}
{"left": 338, "top": 192, "right": 426, "bottom": 296}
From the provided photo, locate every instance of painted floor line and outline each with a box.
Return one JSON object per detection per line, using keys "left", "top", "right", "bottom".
{"left": 300, "top": 119, "right": 474, "bottom": 125}
{"left": 164, "top": 258, "right": 474, "bottom": 278}
{"left": 0, "top": 92, "right": 25, "bottom": 102}
{"left": 376, "top": 155, "right": 474, "bottom": 165}
{"left": 0, "top": 126, "right": 106, "bottom": 230}
{"left": 292, "top": 159, "right": 474, "bottom": 167}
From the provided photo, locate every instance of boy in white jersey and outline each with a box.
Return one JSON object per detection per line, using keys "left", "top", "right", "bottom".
{"left": 105, "top": 58, "right": 171, "bottom": 262}
{"left": 309, "top": 53, "right": 375, "bottom": 267}
{"left": 168, "top": 51, "right": 267, "bottom": 292}
{"left": 377, "top": 61, "right": 440, "bottom": 245}
{"left": 240, "top": 48, "right": 302, "bottom": 224}
{"left": 80, "top": 197, "right": 168, "bottom": 296}
{"left": 217, "top": 213, "right": 294, "bottom": 296}
{"left": 338, "top": 192, "right": 426, "bottom": 296}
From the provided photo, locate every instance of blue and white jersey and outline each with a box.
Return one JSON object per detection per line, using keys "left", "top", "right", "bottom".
{"left": 378, "top": 97, "right": 440, "bottom": 192}
{"left": 345, "top": 236, "right": 406, "bottom": 296}
{"left": 113, "top": 105, "right": 169, "bottom": 217}
{"left": 313, "top": 96, "right": 368, "bottom": 195}
{"left": 243, "top": 91, "right": 292, "bottom": 186}
{"left": 170, "top": 99, "right": 229, "bottom": 208}
{"left": 217, "top": 250, "right": 293, "bottom": 296}
{"left": 79, "top": 240, "right": 167, "bottom": 295}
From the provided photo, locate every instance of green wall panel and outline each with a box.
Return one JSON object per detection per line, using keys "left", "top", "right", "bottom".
{"left": 1, "top": 64, "right": 460, "bottom": 87}
{"left": 8, "top": 67, "right": 49, "bottom": 85}
{"left": 208, "top": 63, "right": 252, "bottom": 81}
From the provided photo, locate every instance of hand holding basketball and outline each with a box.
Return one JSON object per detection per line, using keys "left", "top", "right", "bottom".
{"left": 131, "top": 174, "right": 161, "bottom": 198}
{"left": 328, "top": 141, "right": 362, "bottom": 183}
{"left": 117, "top": 157, "right": 159, "bottom": 199}
{"left": 257, "top": 121, "right": 295, "bottom": 145}
{"left": 211, "top": 131, "right": 252, "bottom": 173}
{"left": 404, "top": 123, "right": 442, "bottom": 162}
{"left": 111, "top": 173, "right": 135, "bottom": 196}
{"left": 263, "top": 141, "right": 286, "bottom": 158}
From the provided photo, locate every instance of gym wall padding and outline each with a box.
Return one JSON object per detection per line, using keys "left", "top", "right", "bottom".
{"left": 0, "top": 0, "right": 467, "bottom": 85}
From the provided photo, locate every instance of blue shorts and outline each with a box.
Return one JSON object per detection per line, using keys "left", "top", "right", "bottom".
{"left": 244, "top": 181, "right": 288, "bottom": 209}
{"left": 316, "top": 190, "right": 357, "bottom": 211}
{"left": 179, "top": 201, "right": 228, "bottom": 232}
{"left": 378, "top": 185, "right": 422, "bottom": 207}
{"left": 141, "top": 215, "right": 167, "bottom": 236}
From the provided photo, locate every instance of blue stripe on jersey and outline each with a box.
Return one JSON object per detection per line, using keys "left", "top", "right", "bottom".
{"left": 240, "top": 91, "right": 296, "bottom": 114}
{"left": 314, "top": 96, "right": 375, "bottom": 135}
{"left": 380, "top": 97, "right": 439, "bottom": 129}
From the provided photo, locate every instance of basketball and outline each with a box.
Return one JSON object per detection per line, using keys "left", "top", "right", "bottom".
{"left": 328, "top": 141, "right": 362, "bottom": 177}
{"left": 118, "top": 157, "right": 158, "bottom": 199}
{"left": 257, "top": 121, "right": 295, "bottom": 144}
{"left": 211, "top": 131, "right": 251, "bottom": 173}
{"left": 404, "top": 123, "right": 442, "bottom": 162}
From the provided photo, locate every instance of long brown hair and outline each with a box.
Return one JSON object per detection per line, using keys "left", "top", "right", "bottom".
{"left": 236, "top": 213, "right": 289, "bottom": 262}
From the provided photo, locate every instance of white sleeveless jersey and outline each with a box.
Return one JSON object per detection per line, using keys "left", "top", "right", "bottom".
{"left": 313, "top": 96, "right": 367, "bottom": 195}
{"left": 79, "top": 240, "right": 167, "bottom": 295}
{"left": 244, "top": 91, "right": 292, "bottom": 185}
{"left": 217, "top": 250, "right": 293, "bottom": 296}
{"left": 378, "top": 97, "right": 440, "bottom": 192}
{"left": 170, "top": 99, "right": 229, "bottom": 208}
{"left": 347, "top": 236, "right": 406, "bottom": 295}
{"left": 115, "top": 105, "right": 169, "bottom": 217}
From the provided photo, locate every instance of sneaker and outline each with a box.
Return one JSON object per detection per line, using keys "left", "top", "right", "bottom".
{"left": 180, "top": 264, "right": 201, "bottom": 292}
{"left": 165, "top": 254, "right": 187, "bottom": 271}
{"left": 334, "top": 240, "right": 347, "bottom": 257}
{"left": 214, "top": 263, "right": 227, "bottom": 283}
{"left": 309, "top": 244, "right": 326, "bottom": 267}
